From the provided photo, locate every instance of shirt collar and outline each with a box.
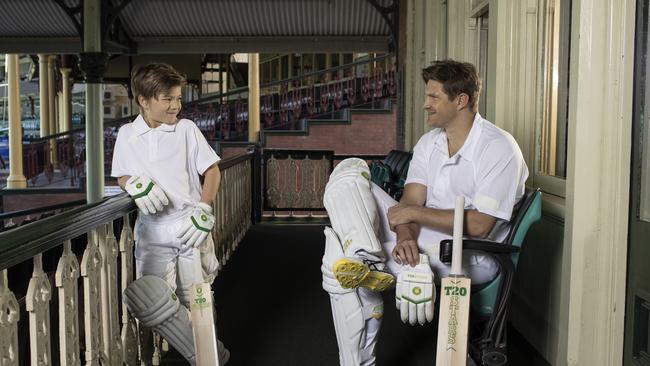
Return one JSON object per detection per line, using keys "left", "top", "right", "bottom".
{"left": 133, "top": 114, "right": 177, "bottom": 135}
{"left": 432, "top": 113, "right": 484, "bottom": 161}
{"left": 455, "top": 113, "right": 484, "bottom": 162}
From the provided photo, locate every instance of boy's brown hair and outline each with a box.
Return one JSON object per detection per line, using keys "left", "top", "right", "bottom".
{"left": 131, "top": 63, "right": 186, "bottom": 108}
{"left": 422, "top": 60, "right": 482, "bottom": 113}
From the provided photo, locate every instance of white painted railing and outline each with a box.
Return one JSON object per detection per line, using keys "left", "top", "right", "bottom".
{"left": 0, "top": 151, "right": 254, "bottom": 365}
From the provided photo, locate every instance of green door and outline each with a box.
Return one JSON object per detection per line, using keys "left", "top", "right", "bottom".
{"left": 626, "top": 1, "right": 650, "bottom": 364}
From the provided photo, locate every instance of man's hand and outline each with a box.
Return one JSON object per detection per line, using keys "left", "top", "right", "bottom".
{"left": 177, "top": 202, "right": 215, "bottom": 248}
{"left": 388, "top": 203, "right": 419, "bottom": 230}
{"left": 124, "top": 175, "right": 169, "bottom": 215}
{"left": 392, "top": 225, "right": 420, "bottom": 267}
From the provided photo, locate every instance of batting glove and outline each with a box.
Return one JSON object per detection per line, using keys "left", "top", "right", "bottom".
{"left": 125, "top": 175, "right": 169, "bottom": 215}
{"left": 177, "top": 202, "right": 215, "bottom": 248}
{"left": 396, "top": 253, "right": 435, "bottom": 325}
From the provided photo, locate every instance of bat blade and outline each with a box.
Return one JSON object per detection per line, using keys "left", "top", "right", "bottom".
{"left": 190, "top": 281, "right": 220, "bottom": 366}
{"left": 436, "top": 276, "right": 471, "bottom": 366}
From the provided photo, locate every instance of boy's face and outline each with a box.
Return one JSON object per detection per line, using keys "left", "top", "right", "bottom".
{"left": 140, "top": 86, "right": 182, "bottom": 126}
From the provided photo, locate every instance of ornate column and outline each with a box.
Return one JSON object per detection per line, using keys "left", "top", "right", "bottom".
{"left": 248, "top": 53, "right": 260, "bottom": 142}
{"left": 60, "top": 57, "right": 73, "bottom": 133}
{"left": 38, "top": 54, "right": 50, "bottom": 138}
{"left": 5, "top": 54, "right": 26, "bottom": 188}
{"left": 47, "top": 55, "right": 58, "bottom": 166}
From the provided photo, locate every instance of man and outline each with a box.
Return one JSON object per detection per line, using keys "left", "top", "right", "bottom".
{"left": 321, "top": 59, "right": 528, "bottom": 365}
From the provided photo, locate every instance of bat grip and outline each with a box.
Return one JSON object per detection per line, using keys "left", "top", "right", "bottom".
{"left": 451, "top": 196, "right": 464, "bottom": 275}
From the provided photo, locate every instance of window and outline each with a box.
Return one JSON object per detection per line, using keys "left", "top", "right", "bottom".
{"left": 536, "top": 0, "right": 571, "bottom": 194}
{"left": 103, "top": 106, "right": 115, "bottom": 118}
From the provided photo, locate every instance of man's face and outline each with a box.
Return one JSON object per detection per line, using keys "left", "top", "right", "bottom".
{"left": 422, "top": 80, "right": 459, "bottom": 129}
{"left": 141, "top": 86, "right": 183, "bottom": 126}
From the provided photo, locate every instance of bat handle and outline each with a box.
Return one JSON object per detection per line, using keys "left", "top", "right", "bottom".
{"left": 451, "top": 196, "right": 465, "bottom": 275}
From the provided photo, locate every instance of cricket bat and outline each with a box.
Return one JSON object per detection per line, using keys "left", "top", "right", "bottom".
{"left": 190, "top": 247, "right": 220, "bottom": 366}
{"left": 436, "top": 196, "right": 471, "bottom": 366}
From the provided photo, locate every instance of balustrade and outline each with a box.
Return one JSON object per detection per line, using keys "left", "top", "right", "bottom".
{"left": 0, "top": 151, "right": 254, "bottom": 364}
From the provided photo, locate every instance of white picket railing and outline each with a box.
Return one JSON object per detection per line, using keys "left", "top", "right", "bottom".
{"left": 0, "top": 151, "right": 254, "bottom": 365}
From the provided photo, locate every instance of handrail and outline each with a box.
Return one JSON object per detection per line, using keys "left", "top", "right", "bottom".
{"left": 260, "top": 53, "right": 392, "bottom": 89}
{"left": 0, "top": 194, "right": 135, "bottom": 270}
{"left": 218, "top": 150, "right": 254, "bottom": 170}
{"left": 26, "top": 116, "right": 130, "bottom": 142}
{"left": 0, "top": 151, "right": 256, "bottom": 271}
{"left": 0, "top": 198, "right": 86, "bottom": 220}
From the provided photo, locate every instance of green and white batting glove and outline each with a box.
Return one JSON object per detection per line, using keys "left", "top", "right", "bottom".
{"left": 177, "top": 202, "right": 215, "bottom": 248}
{"left": 396, "top": 253, "right": 435, "bottom": 326}
{"left": 125, "top": 175, "right": 169, "bottom": 215}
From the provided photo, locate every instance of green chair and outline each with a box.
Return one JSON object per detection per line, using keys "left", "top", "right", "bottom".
{"left": 439, "top": 188, "right": 542, "bottom": 366}
{"left": 369, "top": 160, "right": 392, "bottom": 189}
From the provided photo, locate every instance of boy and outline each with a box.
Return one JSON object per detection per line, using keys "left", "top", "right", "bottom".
{"left": 112, "top": 63, "right": 229, "bottom": 364}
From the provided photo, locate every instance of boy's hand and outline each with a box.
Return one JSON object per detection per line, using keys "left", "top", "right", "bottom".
{"left": 125, "top": 175, "right": 169, "bottom": 215}
{"left": 177, "top": 202, "right": 215, "bottom": 248}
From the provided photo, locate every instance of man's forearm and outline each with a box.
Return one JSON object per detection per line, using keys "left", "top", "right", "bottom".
{"left": 411, "top": 206, "right": 495, "bottom": 238}
{"left": 411, "top": 206, "right": 455, "bottom": 235}
{"left": 200, "top": 164, "right": 221, "bottom": 206}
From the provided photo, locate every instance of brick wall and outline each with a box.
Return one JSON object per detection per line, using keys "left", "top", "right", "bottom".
{"left": 264, "top": 106, "right": 397, "bottom": 155}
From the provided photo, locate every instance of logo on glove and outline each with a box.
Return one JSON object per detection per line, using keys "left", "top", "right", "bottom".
{"left": 412, "top": 287, "right": 422, "bottom": 296}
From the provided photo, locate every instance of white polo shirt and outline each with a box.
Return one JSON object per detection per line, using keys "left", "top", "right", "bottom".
{"left": 111, "top": 115, "right": 221, "bottom": 221}
{"left": 405, "top": 113, "right": 528, "bottom": 241}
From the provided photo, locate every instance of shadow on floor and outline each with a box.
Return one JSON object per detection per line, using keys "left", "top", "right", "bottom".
{"left": 163, "top": 223, "right": 550, "bottom": 366}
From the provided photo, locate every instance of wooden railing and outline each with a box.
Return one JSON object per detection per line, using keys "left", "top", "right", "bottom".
{"left": 0, "top": 151, "right": 255, "bottom": 365}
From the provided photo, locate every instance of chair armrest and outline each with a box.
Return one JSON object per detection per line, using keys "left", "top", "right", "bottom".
{"left": 439, "top": 239, "right": 520, "bottom": 264}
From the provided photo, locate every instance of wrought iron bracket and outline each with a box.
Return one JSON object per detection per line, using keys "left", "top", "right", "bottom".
{"left": 366, "top": 0, "right": 400, "bottom": 53}
{"left": 52, "top": 0, "right": 83, "bottom": 36}
{"left": 78, "top": 52, "right": 109, "bottom": 83}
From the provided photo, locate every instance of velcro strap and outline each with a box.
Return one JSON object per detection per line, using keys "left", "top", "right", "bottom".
{"left": 131, "top": 181, "right": 154, "bottom": 199}
{"left": 191, "top": 216, "right": 212, "bottom": 232}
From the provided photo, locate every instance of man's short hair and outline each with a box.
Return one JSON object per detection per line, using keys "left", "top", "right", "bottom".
{"left": 422, "top": 60, "right": 482, "bottom": 113}
{"left": 131, "top": 63, "right": 186, "bottom": 108}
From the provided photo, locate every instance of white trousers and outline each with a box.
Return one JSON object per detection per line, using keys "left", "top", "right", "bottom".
{"left": 370, "top": 183, "right": 499, "bottom": 286}
{"left": 134, "top": 214, "right": 219, "bottom": 307}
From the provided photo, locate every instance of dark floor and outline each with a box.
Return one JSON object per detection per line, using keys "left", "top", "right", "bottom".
{"left": 163, "top": 223, "right": 550, "bottom": 366}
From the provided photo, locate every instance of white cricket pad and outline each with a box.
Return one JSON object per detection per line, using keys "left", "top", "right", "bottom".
{"left": 324, "top": 158, "right": 383, "bottom": 258}
{"left": 124, "top": 275, "right": 197, "bottom": 364}
{"left": 324, "top": 226, "right": 385, "bottom": 365}
{"left": 329, "top": 288, "right": 383, "bottom": 366}
{"left": 322, "top": 227, "right": 354, "bottom": 294}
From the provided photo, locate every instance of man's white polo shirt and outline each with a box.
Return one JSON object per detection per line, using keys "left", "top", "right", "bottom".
{"left": 405, "top": 113, "right": 528, "bottom": 241}
{"left": 111, "top": 115, "right": 221, "bottom": 220}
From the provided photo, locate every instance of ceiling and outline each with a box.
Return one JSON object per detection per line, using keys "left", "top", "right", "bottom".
{"left": 0, "top": 0, "right": 398, "bottom": 54}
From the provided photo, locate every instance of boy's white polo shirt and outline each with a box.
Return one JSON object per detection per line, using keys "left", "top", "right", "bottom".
{"left": 111, "top": 115, "right": 221, "bottom": 221}
{"left": 405, "top": 113, "right": 528, "bottom": 241}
